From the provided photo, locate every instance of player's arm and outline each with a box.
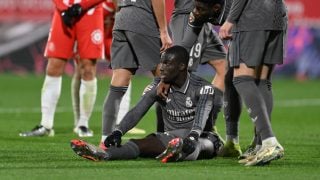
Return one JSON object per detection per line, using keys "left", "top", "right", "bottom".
{"left": 191, "top": 85, "right": 215, "bottom": 136}
{"left": 219, "top": 0, "right": 247, "bottom": 39}
{"left": 226, "top": 0, "right": 247, "bottom": 24}
{"left": 116, "top": 84, "right": 159, "bottom": 134}
{"left": 180, "top": 85, "right": 215, "bottom": 155}
{"left": 151, "top": 0, "right": 172, "bottom": 53}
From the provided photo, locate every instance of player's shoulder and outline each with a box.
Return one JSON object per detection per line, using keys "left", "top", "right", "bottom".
{"left": 189, "top": 73, "right": 214, "bottom": 95}
{"left": 189, "top": 73, "right": 212, "bottom": 87}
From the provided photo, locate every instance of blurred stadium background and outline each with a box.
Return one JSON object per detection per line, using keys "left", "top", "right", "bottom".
{"left": 0, "top": 0, "right": 319, "bottom": 80}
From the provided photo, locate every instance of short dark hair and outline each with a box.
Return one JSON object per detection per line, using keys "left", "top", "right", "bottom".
{"left": 160, "top": 45, "right": 189, "bottom": 66}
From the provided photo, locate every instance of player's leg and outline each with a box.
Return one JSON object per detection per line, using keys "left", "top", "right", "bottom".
{"left": 101, "top": 30, "right": 137, "bottom": 143}
{"left": 101, "top": 68, "right": 132, "bottom": 142}
{"left": 219, "top": 66, "right": 243, "bottom": 157}
{"left": 19, "top": 58, "right": 67, "bottom": 137}
{"left": 19, "top": 10, "right": 74, "bottom": 137}
{"left": 71, "top": 60, "right": 81, "bottom": 127}
{"left": 116, "top": 82, "right": 146, "bottom": 134}
{"left": 74, "top": 59, "right": 97, "bottom": 137}
{"left": 206, "top": 59, "right": 226, "bottom": 131}
{"left": 231, "top": 31, "right": 284, "bottom": 165}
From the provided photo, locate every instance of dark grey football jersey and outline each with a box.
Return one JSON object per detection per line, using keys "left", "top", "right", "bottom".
{"left": 117, "top": 73, "right": 214, "bottom": 136}
{"left": 227, "top": 0, "right": 288, "bottom": 31}
{"left": 113, "top": 0, "right": 159, "bottom": 37}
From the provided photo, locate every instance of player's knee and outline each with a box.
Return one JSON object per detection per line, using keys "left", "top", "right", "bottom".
{"left": 199, "top": 131, "right": 224, "bottom": 158}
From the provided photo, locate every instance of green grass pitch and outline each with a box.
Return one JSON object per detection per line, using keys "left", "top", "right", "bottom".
{"left": 0, "top": 74, "right": 319, "bottom": 179}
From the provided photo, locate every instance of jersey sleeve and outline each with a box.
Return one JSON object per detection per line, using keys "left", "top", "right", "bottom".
{"left": 191, "top": 85, "right": 215, "bottom": 135}
{"left": 117, "top": 83, "right": 159, "bottom": 134}
{"left": 227, "top": 0, "right": 248, "bottom": 23}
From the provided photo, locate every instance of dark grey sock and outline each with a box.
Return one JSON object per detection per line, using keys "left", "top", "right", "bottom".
{"left": 233, "top": 76, "right": 274, "bottom": 140}
{"left": 253, "top": 79, "right": 273, "bottom": 145}
{"left": 107, "top": 141, "right": 140, "bottom": 160}
{"left": 102, "top": 85, "right": 128, "bottom": 136}
{"left": 257, "top": 79, "right": 273, "bottom": 119}
{"left": 211, "top": 87, "right": 223, "bottom": 126}
{"left": 224, "top": 69, "right": 241, "bottom": 137}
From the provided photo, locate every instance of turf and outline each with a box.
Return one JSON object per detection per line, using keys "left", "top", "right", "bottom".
{"left": 0, "top": 74, "right": 319, "bottom": 179}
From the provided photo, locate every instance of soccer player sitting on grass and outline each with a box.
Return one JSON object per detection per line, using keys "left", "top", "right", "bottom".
{"left": 70, "top": 46, "right": 223, "bottom": 162}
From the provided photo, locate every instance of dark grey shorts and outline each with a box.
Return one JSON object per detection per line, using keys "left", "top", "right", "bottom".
{"left": 228, "top": 30, "right": 286, "bottom": 67}
{"left": 111, "top": 30, "right": 161, "bottom": 71}
{"left": 170, "top": 14, "right": 226, "bottom": 71}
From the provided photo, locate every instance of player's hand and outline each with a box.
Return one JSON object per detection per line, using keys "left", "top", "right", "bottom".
{"left": 157, "top": 81, "right": 170, "bottom": 100}
{"left": 61, "top": 4, "right": 82, "bottom": 28}
{"left": 61, "top": 11, "right": 74, "bottom": 28}
{"left": 104, "top": 130, "right": 122, "bottom": 147}
{"left": 160, "top": 30, "right": 172, "bottom": 53}
{"left": 219, "top": 21, "right": 234, "bottom": 40}
{"left": 67, "top": 4, "right": 83, "bottom": 17}
{"left": 182, "top": 131, "right": 199, "bottom": 155}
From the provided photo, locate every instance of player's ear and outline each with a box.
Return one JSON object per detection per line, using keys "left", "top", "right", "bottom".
{"left": 212, "top": 4, "right": 221, "bottom": 13}
{"left": 178, "top": 63, "right": 187, "bottom": 71}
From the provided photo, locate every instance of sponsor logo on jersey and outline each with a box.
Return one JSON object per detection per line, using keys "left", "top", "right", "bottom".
{"left": 91, "top": 29, "right": 103, "bottom": 44}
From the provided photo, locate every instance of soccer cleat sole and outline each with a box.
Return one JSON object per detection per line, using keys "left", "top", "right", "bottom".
{"left": 70, "top": 139, "right": 105, "bottom": 162}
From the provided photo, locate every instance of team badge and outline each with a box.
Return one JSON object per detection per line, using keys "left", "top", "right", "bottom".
{"left": 186, "top": 97, "right": 192, "bottom": 107}
{"left": 91, "top": 29, "right": 103, "bottom": 44}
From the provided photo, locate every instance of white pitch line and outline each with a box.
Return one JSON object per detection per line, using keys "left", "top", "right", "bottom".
{"left": 0, "top": 98, "right": 320, "bottom": 114}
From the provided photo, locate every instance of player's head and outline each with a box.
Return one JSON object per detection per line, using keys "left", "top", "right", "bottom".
{"left": 159, "top": 46, "right": 189, "bottom": 84}
{"left": 192, "top": 0, "right": 225, "bottom": 25}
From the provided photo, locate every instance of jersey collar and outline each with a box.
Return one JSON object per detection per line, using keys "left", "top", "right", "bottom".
{"left": 170, "top": 73, "right": 190, "bottom": 94}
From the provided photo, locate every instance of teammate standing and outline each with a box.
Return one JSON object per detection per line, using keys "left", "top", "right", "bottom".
{"left": 219, "top": 0, "right": 288, "bottom": 166}
{"left": 100, "top": 0, "right": 172, "bottom": 145}
{"left": 19, "top": 0, "right": 105, "bottom": 137}
{"left": 70, "top": 46, "right": 223, "bottom": 162}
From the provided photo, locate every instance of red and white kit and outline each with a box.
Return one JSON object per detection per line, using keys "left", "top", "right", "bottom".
{"left": 45, "top": 0, "right": 105, "bottom": 59}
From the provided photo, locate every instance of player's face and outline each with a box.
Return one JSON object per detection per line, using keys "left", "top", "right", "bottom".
{"left": 159, "top": 58, "right": 180, "bottom": 84}
{"left": 193, "top": 1, "right": 222, "bottom": 20}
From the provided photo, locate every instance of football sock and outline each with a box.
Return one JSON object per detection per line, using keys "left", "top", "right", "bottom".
{"left": 77, "top": 78, "right": 97, "bottom": 128}
{"left": 226, "top": 135, "right": 239, "bottom": 144}
{"left": 106, "top": 140, "right": 140, "bottom": 160}
{"left": 40, "top": 75, "right": 62, "bottom": 129}
{"left": 211, "top": 86, "right": 223, "bottom": 126}
{"left": 71, "top": 74, "right": 81, "bottom": 127}
{"left": 262, "top": 137, "right": 278, "bottom": 147}
{"left": 224, "top": 69, "right": 241, "bottom": 138}
{"left": 102, "top": 85, "right": 128, "bottom": 136}
{"left": 116, "top": 81, "right": 131, "bottom": 124}
{"left": 257, "top": 79, "right": 273, "bottom": 119}
{"left": 233, "top": 76, "right": 274, "bottom": 140}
